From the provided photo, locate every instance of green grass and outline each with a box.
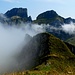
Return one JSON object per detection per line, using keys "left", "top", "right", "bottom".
{"left": 3, "top": 33, "right": 75, "bottom": 75}
{"left": 66, "top": 36, "right": 75, "bottom": 46}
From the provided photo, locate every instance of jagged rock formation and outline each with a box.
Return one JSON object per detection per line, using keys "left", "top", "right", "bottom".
{"left": 5, "top": 8, "right": 28, "bottom": 18}
{"left": 0, "top": 8, "right": 32, "bottom": 24}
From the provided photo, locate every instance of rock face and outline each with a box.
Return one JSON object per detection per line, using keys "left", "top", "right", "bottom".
{"left": 17, "top": 33, "right": 50, "bottom": 70}
{"left": 17, "top": 33, "right": 74, "bottom": 71}
{"left": 5, "top": 8, "right": 28, "bottom": 18}
{"left": 4, "top": 8, "right": 32, "bottom": 24}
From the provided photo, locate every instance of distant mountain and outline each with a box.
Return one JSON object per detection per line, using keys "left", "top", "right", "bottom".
{"left": 5, "top": 8, "right": 28, "bottom": 18}
{"left": 0, "top": 8, "right": 75, "bottom": 40}
{"left": 34, "top": 10, "right": 75, "bottom": 25}
{"left": 4, "top": 33, "right": 75, "bottom": 75}
{"left": 64, "top": 17, "right": 75, "bottom": 24}
{"left": 0, "top": 8, "right": 75, "bottom": 25}
{"left": 0, "top": 8, "right": 74, "bottom": 25}
{"left": 33, "top": 10, "right": 75, "bottom": 40}
{"left": 34, "top": 10, "right": 64, "bottom": 27}
{"left": 0, "top": 8, "right": 32, "bottom": 24}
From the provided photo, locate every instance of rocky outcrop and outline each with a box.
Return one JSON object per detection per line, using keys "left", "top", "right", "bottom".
{"left": 5, "top": 8, "right": 28, "bottom": 18}
{"left": 4, "top": 8, "right": 32, "bottom": 24}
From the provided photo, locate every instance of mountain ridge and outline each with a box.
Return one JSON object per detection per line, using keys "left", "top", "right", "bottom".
{"left": 0, "top": 8, "right": 75, "bottom": 25}
{"left": 4, "top": 32, "right": 75, "bottom": 75}
{"left": 33, "top": 10, "right": 75, "bottom": 26}
{"left": 0, "top": 8, "right": 74, "bottom": 41}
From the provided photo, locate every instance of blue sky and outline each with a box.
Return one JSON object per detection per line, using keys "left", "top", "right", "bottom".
{"left": 0, "top": 0, "right": 75, "bottom": 20}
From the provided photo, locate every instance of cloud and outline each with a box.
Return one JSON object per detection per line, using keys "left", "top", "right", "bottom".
{"left": 62, "top": 23, "right": 75, "bottom": 34}
{"left": 43, "top": 23, "right": 75, "bottom": 35}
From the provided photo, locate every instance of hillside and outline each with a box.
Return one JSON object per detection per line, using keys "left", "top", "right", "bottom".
{"left": 66, "top": 36, "right": 75, "bottom": 46}
{"left": 4, "top": 33, "right": 75, "bottom": 75}
{"left": 65, "top": 42, "right": 75, "bottom": 55}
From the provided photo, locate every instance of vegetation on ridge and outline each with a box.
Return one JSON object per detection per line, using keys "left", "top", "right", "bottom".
{"left": 3, "top": 33, "right": 75, "bottom": 75}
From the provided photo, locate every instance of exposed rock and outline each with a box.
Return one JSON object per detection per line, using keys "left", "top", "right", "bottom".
{"left": 5, "top": 8, "right": 28, "bottom": 18}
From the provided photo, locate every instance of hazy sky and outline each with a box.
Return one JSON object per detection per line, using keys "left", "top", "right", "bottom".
{"left": 0, "top": 0, "right": 75, "bottom": 20}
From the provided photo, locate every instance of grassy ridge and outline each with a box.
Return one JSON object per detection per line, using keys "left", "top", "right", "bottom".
{"left": 66, "top": 36, "right": 75, "bottom": 46}
{"left": 3, "top": 33, "right": 75, "bottom": 75}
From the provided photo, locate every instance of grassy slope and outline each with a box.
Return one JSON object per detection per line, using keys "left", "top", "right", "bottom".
{"left": 4, "top": 33, "right": 75, "bottom": 75}
{"left": 66, "top": 36, "right": 75, "bottom": 46}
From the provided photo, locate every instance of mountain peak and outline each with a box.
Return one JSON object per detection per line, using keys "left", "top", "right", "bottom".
{"left": 37, "top": 10, "right": 58, "bottom": 20}
{"left": 33, "top": 10, "right": 64, "bottom": 26}
{"left": 5, "top": 8, "right": 28, "bottom": 18}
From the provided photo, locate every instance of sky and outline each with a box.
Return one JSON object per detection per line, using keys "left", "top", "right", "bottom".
{"left": 0, "top": 0, "right": 75, "bottom": 20}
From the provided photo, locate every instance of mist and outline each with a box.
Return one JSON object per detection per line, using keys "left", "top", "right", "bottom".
{"left": 43, "top": 22, "right": 75, "bottom": 35}
{"left": 0, "top": 20, "right": 75, "bottom": 73}
{"left": 62, "top": 22, "right": 75, "bottom": 34}
{"left": 0, "top": 22, "right": 45, "bottom": 73}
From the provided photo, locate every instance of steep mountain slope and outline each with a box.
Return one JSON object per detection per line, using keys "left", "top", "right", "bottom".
{"left": 65, "top": 42, "right": 75, "bottom": 55}
{"left": 5, "top": 8, "right": 28, "bottom": 18}
{"left": 66, "top": 36, "right": 75, "bottom": 46}
{"left": 4, "top": 33, "right": 75, "bottom": 75}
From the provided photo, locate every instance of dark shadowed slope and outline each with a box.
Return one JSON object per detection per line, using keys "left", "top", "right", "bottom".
{"left": 3, "top": 33, "right": 75, "bottom": 75}
{"left": 11, "top": 33, "right": 75, "bottom": 73}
